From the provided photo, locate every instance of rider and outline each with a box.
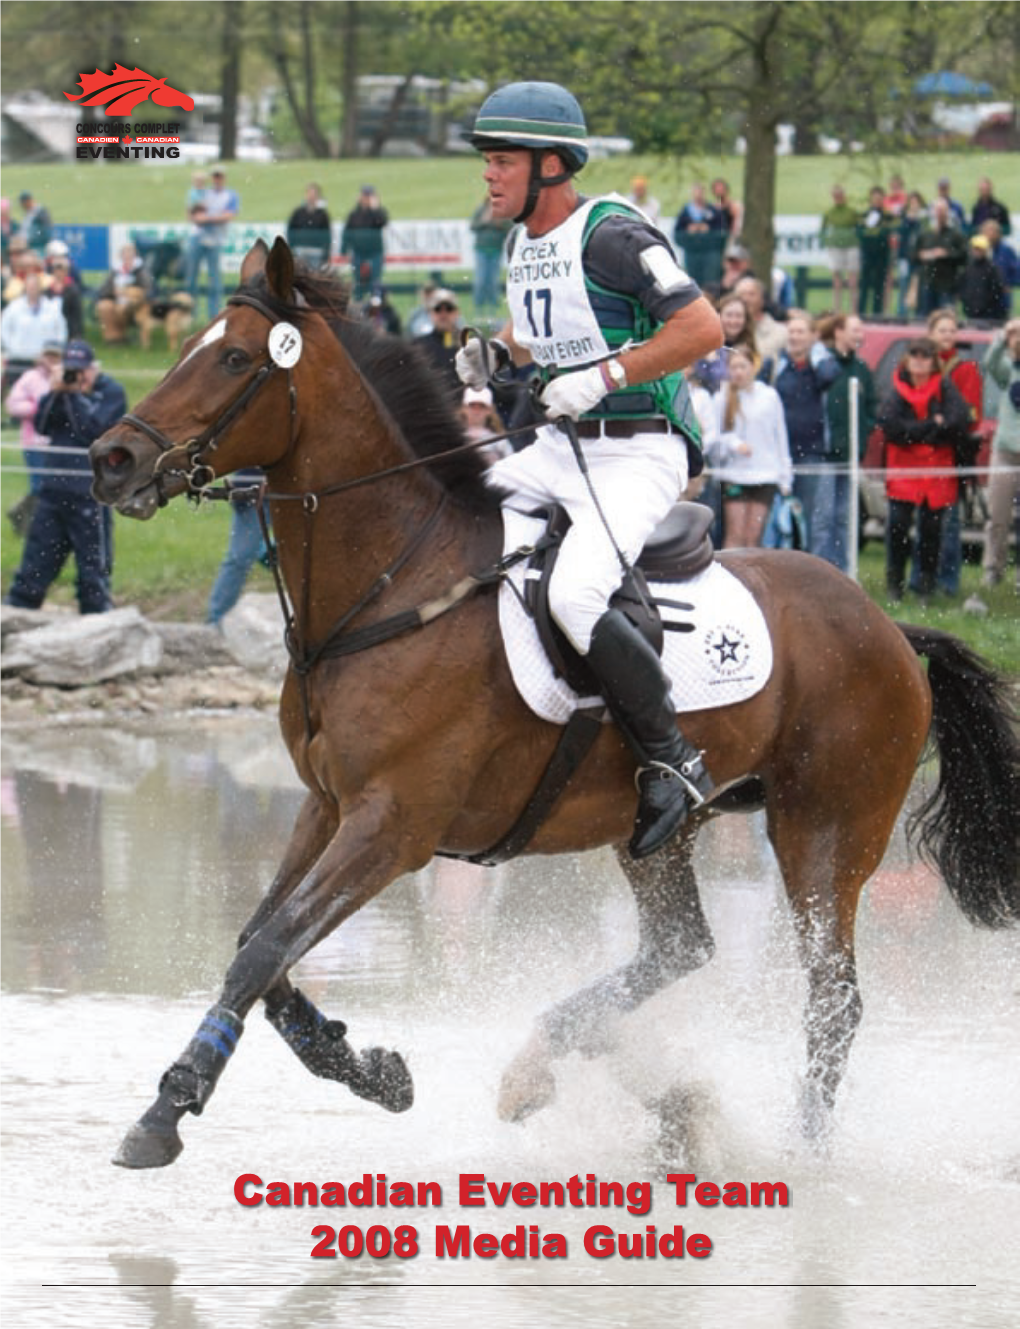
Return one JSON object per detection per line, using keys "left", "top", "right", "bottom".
{"left": 456, "top": 81, "right": 724, "bottom": 859}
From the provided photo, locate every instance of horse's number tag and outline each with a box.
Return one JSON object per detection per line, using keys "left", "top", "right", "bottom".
{"left": 269, "top": 323, "right": 303, "bottom": 369}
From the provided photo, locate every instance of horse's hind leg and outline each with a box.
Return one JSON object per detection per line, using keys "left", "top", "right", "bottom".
{"left": 768, "top": 794, "right": 899, "bottom": 1141}
{"left": 499, "top": 821, "right": 715, "bottom": 1122}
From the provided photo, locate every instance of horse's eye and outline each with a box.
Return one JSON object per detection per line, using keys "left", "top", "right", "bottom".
{"left": 222, "top": 347, "right": 251, "bottom": 373}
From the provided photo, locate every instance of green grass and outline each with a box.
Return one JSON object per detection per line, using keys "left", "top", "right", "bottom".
{"left": 855, "top": 542, "right": 1019, "bottom": 675}
{"left": 6, "top": 150, "right": 1016, "bottom": 225}
{"left": 1, "top": 460, "right": 277, "bottom": 623}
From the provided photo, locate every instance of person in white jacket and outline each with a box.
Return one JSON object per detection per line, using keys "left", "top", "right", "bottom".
{"left": 712, "top": 344, "right": 793, "bottom": 548}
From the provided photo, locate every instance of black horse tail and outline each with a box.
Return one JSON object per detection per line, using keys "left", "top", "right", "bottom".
{"left": 900, "top": 624, "right": 1020, "bottom": 929}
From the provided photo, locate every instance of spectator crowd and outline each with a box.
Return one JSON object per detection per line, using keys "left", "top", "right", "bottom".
{"left": 2, "top": 166, "right": 1016, "bottom": 616}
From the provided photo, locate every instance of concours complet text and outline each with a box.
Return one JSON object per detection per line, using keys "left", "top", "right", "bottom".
{"left": 233, "top": 1171, "right": 790, "bottom": 1261}
{"left": 74, "top": 121, "right": 182, "bottom": 158}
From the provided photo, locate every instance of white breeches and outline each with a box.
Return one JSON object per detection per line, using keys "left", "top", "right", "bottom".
{"left": 490, "top": 424, "right": 689, "bottom": 653}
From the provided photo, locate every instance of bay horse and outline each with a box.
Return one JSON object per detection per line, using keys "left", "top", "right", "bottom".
{"left": 90, "top": 239, "right": 1019, "bottom": 1170}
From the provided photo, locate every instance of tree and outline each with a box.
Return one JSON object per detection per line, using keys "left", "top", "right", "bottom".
{"left": 338, "top": 1, "right": 359, "bottom": 157}
{"left": 265, "top": 0, "right": 331, "bottom": 157}
{"left": 429, "top": 1, "right": 1012, "bottom": 273}
{"left": 219, "top": 0, "right": 244, "bottom": 160}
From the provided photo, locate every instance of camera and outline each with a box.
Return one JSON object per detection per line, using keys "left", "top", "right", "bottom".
{"left": 63, "top": 368, "right": 81, "bottom": 386}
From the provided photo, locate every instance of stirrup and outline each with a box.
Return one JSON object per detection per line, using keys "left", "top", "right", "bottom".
{"left": 635, "top": 754, "right": 710, "bottom": 808}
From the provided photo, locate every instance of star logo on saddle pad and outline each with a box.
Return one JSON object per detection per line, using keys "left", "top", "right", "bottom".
{"left": 704, "top": 624, "right": 751, "bottom": 678}
{"left": 713, "top": 633, "right": 741, "bottom": 664}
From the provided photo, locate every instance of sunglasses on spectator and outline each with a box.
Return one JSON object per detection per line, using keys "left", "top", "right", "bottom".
{"left": 433, "top": 303, "right": 457, "bottom": 313}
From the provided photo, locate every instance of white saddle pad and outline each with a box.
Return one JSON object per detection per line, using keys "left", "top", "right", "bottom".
{"left": 499, "top": 509, "right": 773, "bottom": 725}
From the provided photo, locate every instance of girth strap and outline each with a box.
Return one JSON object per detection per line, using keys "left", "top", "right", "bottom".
{"left": 440, "top": 706, "right": 605, "bottom": 867}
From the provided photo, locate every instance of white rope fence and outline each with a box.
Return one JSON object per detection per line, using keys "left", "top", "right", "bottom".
{"left": 2, "top": 437, "right": 1010, "bottom": 483}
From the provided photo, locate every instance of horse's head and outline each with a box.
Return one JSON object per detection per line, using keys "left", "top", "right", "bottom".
{"left": 91, "top": 238, "right": 311, "bottom": 519}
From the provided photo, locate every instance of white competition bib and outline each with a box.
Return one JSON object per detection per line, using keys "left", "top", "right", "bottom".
{"left": 505, "top": 195, "right": 637, "bottom": 369}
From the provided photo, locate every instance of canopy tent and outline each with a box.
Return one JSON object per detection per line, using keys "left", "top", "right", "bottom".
{"left": 913, "top": 71, "right": 994, "bottom": 98}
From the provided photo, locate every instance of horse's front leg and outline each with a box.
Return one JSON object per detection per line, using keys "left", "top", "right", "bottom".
{"left": 113, "top": 793, "right": 421, "bottom": 1170}
{"left": 499, "top": 822, "right": 715, "bottom": 1122}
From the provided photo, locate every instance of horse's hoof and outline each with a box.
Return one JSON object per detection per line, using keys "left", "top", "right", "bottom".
{"left": 497, "top": 1043, "right": 557, "bottom": 1123}
{"left": 354, "top": 1048, "right": 414, "bottom": 1114}
{"left": 112, "top": 1121, "right": 184, "bottom": 1169}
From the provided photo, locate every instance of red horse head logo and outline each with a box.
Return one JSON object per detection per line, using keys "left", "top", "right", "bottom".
{"left": 64, "top": 65, "right": 195, "bottom": 116}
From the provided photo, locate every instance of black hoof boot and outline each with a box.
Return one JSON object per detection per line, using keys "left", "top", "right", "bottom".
{"left": 266, "top": 988, "right": 414, "bottom": 1112}
{"left": 630, "top": 748, "right": 714, "bottom": 859}
{"left": 349, "top": 1047, "right": 414, "bottom": 1114}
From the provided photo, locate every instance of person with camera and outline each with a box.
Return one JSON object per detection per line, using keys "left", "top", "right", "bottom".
{"left": 5, "top": 340, "right": 126, "bottom": 614}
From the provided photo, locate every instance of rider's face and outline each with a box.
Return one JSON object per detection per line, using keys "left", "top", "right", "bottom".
{"left": 483, "top": 150, "right": 530, "bottom": 220}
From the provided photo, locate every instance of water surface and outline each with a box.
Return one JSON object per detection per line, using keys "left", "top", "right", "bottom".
{"left": 2, "top": 721, "right": 1017, "bottom": 1327}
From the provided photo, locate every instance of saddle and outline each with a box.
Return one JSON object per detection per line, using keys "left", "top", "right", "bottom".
{"left": 523, "top": 500, "right": 715, "bottom": 695}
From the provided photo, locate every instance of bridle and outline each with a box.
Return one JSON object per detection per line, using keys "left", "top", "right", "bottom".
{"left": 118, "top": 292, "right": 297, "bottom": 504}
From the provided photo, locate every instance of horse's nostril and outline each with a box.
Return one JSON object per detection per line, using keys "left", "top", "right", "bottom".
{"left": 105, "top": 447, "right": 132, "bottom": 469}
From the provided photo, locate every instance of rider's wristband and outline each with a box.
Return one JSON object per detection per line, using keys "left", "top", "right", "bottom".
{"left": 598, "top": 357, "right": 627, "bottom": 392}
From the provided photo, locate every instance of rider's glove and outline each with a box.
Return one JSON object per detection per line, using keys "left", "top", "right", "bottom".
{"left": 540, "top": 366, "right": 608, "bottom": 422}
{"left": 455, "top": 337, "right": 511, "bottom": 389}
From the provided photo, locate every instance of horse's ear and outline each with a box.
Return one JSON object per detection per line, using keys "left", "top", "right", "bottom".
{"left": 240, "top": 239, "right": 270, "bottom": 285}
{"left": 265, "top": 237, "right": 295, "bottom": 302}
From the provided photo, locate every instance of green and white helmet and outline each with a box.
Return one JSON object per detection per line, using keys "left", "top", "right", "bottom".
{"left": 469, "top": 81, "right": 589, "bottom": 174}
{"left": 468, "top": 82, "right": 589, "bottom": 222}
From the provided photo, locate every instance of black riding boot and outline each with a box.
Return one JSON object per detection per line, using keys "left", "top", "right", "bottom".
{"left": 586, "top": 608, "right": 714, "bottom": 859}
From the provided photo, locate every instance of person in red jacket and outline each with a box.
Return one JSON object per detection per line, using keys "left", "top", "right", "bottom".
{"left": 877, "top": 337, "right": 971, "bottom": 601}
{"left": 918, "top": 308, "right": 984, "bottom": 595}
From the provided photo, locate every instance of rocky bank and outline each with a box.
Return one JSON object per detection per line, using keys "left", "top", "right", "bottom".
{"left": 1, "top": 594, "right": 288, "bottom": 728}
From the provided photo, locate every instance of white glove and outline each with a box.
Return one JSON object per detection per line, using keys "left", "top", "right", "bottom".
{"left": 540, "top": 365, "right": 608, "bottom": 422}
{"left": 455, "top": 337, "right": 510, "bottom": 389}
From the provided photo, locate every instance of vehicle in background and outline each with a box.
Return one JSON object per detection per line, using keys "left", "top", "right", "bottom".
{"left": 856, "top": 320, "right": 1002, "bottom": 550}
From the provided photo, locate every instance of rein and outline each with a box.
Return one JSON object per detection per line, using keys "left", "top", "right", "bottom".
{"left": 201, "top": 417, "right": 537, "bottom": 506}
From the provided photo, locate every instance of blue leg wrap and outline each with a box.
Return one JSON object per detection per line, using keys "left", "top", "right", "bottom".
{"left": 159, "top": 1004, "right": 244, "bottom": 1114}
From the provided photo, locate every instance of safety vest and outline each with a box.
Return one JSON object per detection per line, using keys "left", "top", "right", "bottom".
{"left": 505, "top": 194, "right": 701, "bottom": 454}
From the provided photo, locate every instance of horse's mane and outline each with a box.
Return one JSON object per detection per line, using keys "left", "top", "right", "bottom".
{"left": 239, "top": 266, "right": 501, "bottom": 514}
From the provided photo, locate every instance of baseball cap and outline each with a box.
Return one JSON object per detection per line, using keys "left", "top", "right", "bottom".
{"left": 41, "top": 340, "right": 66, "bottom": 358}
{"left": 18, "top": 190, "right": 33, "bottom": 203}
{"left": 428, "top": 287, "right": 458, "bottom": 310}
{"left": 45, "top": 239, "right": 70, "bottom": 258}
{"left": 63, "top": 339, "right": 95, "bottom": 370}
{"left": 463, "top": 386, "right": 493, "bottom": 407}
{"left": 360, "top": 184, "right": 376, "bottom": 193}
